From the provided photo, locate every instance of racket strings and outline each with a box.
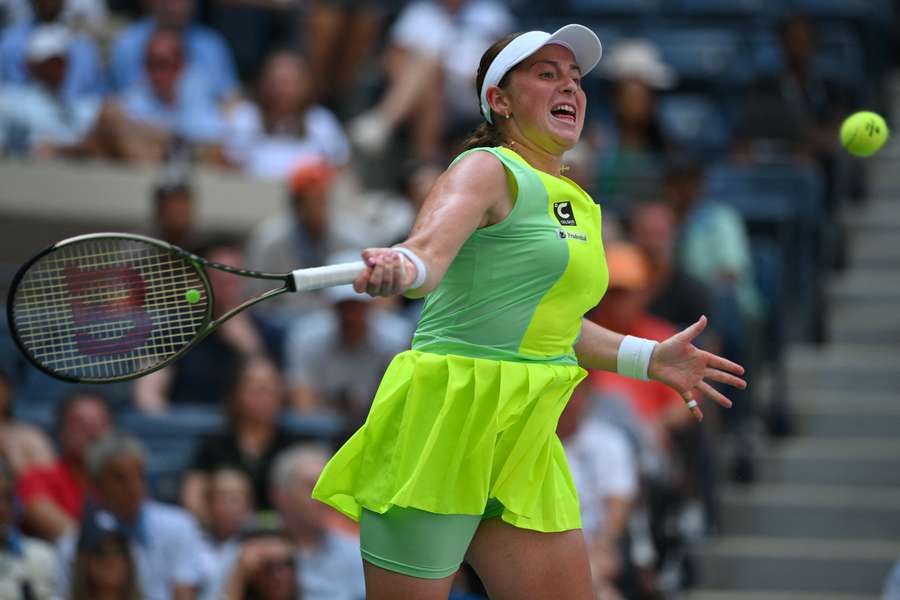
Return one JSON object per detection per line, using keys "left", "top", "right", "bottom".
{"left": 11, "top": 238, "right": 209, "bottom": 380}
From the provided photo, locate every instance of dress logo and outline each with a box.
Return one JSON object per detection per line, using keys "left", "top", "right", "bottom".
{"left": 557, "top": 229, "right": 588, "bottom": 242}
{"left": 553, "top": 202, "right": 577, "bottom": 226}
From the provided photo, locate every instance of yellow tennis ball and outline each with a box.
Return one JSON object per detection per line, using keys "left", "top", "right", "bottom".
{"left": 185, "top": 289, "right": 201, "bottom": 304}
{"left": 840, "top": 111, "right": 890, "bottom": 157}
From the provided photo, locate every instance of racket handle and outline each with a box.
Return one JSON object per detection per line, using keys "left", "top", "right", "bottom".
{"left": 291, "top": 261, "right": 366, "bottom": 292}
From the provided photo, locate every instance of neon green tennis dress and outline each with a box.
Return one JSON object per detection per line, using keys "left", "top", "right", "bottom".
{"left": 312, "top": 146, "right": 609, "bottom": 533}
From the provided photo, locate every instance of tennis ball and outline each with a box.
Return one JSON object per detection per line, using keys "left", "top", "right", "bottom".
{"left": 840, "top": 111, "right": 890, "bottom": 157}
{"left": 185, "top": 289, "right": 201, "bottom": 304}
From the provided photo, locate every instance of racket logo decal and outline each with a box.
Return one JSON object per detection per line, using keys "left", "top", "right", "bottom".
{"left": 65, "top": 264, "right": 153, "bottom": 356}
{"left": 553, "top": 202, "right": 577, "bottom": 226}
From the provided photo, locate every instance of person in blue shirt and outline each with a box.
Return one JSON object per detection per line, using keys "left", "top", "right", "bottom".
{"left": 0, "top": 0, "right": 104, "bottom": 100}
{"left": 109, "top": 0, "right": 238, "bottom": 101}
{"left": 118, "top": 25, "right": 225, "bottom": 145}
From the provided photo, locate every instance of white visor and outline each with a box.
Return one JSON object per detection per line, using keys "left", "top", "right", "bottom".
{"left": 479, "top": 24, "right": 603, "bottom": 124}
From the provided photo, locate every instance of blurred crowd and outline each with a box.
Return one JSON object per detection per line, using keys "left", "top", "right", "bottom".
{"left": 0, "top": 0, "right": 896, "bottom": 598}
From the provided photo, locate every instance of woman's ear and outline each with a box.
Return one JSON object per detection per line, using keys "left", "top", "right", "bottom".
{"left": 486, "top": 86, "right": 511, "bottom": 120}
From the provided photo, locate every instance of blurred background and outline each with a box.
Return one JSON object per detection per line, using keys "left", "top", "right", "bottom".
{"left": 1, "top": 0, "right": 899, "bottom": 599}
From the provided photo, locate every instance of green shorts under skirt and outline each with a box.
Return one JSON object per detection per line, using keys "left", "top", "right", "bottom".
{"left": 359, "top": 498, "right": 505, "bottom": 579}
{"left": 311, "top": 350, "right": 587, "bottom": 533}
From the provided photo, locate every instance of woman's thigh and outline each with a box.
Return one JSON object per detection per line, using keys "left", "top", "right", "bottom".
{"left": 464, "top": 518, "right": 593, "bottom": 600}
{"left": 363, "top": 560, "right": 456, "bottom": 600}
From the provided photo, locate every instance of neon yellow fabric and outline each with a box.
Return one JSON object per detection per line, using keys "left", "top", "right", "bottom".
{"left": 412, "top": 146, "right": 608, "bottom": 365}
{"left": 313, "top": 146, "right": 609, "bottom": 535}
{"left": 312, "top": 350, "right": 587, "bottom": 532}
{"left": 517, "top": 158, "right": 608, "bottom": 357}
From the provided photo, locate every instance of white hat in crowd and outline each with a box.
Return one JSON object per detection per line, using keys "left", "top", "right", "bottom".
{"left": 26, "top": 24, "right": 71, "bottom": 63}
{"left": 603, "top": 39, "right": 676, "bottom": 89}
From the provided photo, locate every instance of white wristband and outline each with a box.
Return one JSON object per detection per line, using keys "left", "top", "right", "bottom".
{"left": 392, "top": 246, "right": 427, "bottom": 290}
{"left": 617, "top": 335, "right": 658, "bottom": 381}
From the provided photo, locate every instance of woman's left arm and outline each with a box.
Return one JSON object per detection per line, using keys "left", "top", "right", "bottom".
{"left": 575, "top": 316, "right": 746, "bottom": 422}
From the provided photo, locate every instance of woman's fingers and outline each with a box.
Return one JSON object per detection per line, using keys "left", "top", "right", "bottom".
{"left": 682, "top": 391, "right": 703, "bottom": 422}
{"left": 698, "top": 381, "right": 733, "bottom": 408}
{"left": 363, "top": 252, "right": 407, "bottom": 296}
{"left": 704, "top": 368, "right": 747, "bottom": 390}
{"left": 704, "top": 351, "right": 745, "bottom": 375}
{"left": 675, "top": 315, "right": 708, "bottom": 343}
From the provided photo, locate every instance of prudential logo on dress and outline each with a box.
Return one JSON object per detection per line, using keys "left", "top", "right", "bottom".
{"left": 553, "top": 202, "right": 577, "bottom": 226}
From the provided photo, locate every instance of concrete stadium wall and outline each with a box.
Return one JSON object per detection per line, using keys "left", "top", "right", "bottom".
{"left": 0, "top": 158, "right": 285, "bottom": 270}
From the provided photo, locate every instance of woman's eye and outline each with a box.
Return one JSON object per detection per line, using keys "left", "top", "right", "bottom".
{"left": 540, "top": 71, "right": 555, "bottom": 79}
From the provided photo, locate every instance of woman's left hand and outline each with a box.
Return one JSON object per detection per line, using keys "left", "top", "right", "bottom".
{"left": 648, "top": 315, "right": 747, "bottom": 422}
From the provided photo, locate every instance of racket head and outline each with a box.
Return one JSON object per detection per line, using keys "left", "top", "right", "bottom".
{"left": 6, "top": 233, "right": 214, "bottom": 383}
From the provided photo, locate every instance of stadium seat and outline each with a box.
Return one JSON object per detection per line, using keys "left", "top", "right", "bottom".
{"left": 279, "top": 412, "right": 342, "bottom": 441}
{"left": 657, "top": 94, "right": 730, "bottom": 156}
{"left": 815, "top": 24, "right": 866, "bottom": 88}
{"left": 665, "top": 0, "right": 768, "bottom": 19}
{"left": 570, "top": 0, "right": 663, "bottom": 17}
{"left": 786, "top": 0, "right": 892, "bottom": 25}
{"left": 642, "top": 27, "right": 746, "bottom": 88}
{"left": 704, "top": 162, "right": 826, "bottom": 339}
{"left": 118, "top": 406, "right": 224, "bottom": 445}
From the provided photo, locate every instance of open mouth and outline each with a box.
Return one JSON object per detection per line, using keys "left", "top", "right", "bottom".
{"left": 550, "top": 103, "right": 576, "bottom": 123}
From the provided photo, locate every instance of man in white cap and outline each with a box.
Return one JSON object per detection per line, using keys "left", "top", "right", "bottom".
{"left": 0, "top": 0, "right": 102, "bottom": 100}
{"left": 0, "top": 23, "right": 101, "bottom": 156}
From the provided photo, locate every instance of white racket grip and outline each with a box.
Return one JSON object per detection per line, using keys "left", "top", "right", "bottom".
{"left": 291, "top": 261, "right": 366, "bottom": 292}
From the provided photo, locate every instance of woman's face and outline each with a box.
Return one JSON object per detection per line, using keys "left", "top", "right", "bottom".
{"left": 234, "top": 360, "right": 283, "bottom": 425}
{"left": 499, "top": 44, "right": 587, "bottom": 153}
{"left": 260, "top": 54, "right": 310, "bottom": 118}
{"left": 614, "top": 79, "right": 654, "bottom": 127}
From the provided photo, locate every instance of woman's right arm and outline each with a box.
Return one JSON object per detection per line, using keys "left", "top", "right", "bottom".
{"left": 353, "top": 151, "right": 512, "bottom": 298}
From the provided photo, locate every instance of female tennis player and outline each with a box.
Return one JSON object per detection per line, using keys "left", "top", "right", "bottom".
{"left": 312, "top": 24, "right": 746, "bottom": 599}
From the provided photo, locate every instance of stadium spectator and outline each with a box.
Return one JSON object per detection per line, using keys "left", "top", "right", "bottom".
{"left": 109, "top": 0, "right": 238, "bottom": 100}
{"left": 211, "top": 445, "right": 365, "bottom": 600}
{"left": 558, "top": 384, "right": 637, "bottom": 599}
{"left": 587, "top": 243, "right": 718, "bottom": 558}
{"left": 587, "top": 244, "right": 693, "bottom": 435}
{"left": 70, "top": 508, "right": 141, "bottom": 600}
{"left": 348, "top": 0, "right": 513, "bottom": 159}
{"left": 0, "top": 368, "right": 55, "bottom": 476}
{"left": 885, "top": 559, "right": 900, "bottom": 600}
{"left": 244, "top": 160, "right": 336, "bottom": 322}
{"left": 58, "top": 432, "right": 211, "bottom": 600}
{"left": 219, "top": 531, "right": 298, "bottom": 600}
{"left": 134, "top": 237, "right": 267, "bottom": 411}
{"left": 737, "top": 13, "right": 852, "bottom": 166}
{"left": 201, "top": 468, "right": 255, "bottom": 565}
{"left": 664, "top": 158, "right": 761, "bottom": 326}
{"left": 118, "top": 27, "right": 224, "bottom": 150}
{"left": 181, "top": 355, "right": 299, "bottom": 514}
{"left": 595, "top": 40, "right": 675, "bottom": 206}
{"left": 0, "top": 0, "right": 103, "bottom": 100}
{"left": 0, "top": 458, "right": 58, "bottom": 600}
{"left": 0, "top": 24, "right": 101, "bottom": 157}
{"left": 664, "top": 158, "right": 759, "bottom": 480}
{"left": 629, "top": 201, "right": 714, "bottom": 332}
{"left": 1, "top": 0, "right": 108, "bottom": 32}
{"left": 16, "top": 391, "right": 112, "bottom": 540}
{"left": 304, "top": 0, "right": 382, "bottom": 112}
{"left": 224, "top": 51, "right": 351, "bottom": 179}
{"left": 284, "top": 278, "right": 411, "bottom": 425}
{"left": 140, "top": 171, "right": 199, "bottom": 251}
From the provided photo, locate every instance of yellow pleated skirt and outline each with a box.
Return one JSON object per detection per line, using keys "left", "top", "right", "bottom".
{"left": 311, "top": 350, "right": 587, "bottom": 533}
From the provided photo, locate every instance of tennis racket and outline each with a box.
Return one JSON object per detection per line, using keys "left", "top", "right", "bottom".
{"left": 6, "top": 232, "right": 364, "bottom": 383}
